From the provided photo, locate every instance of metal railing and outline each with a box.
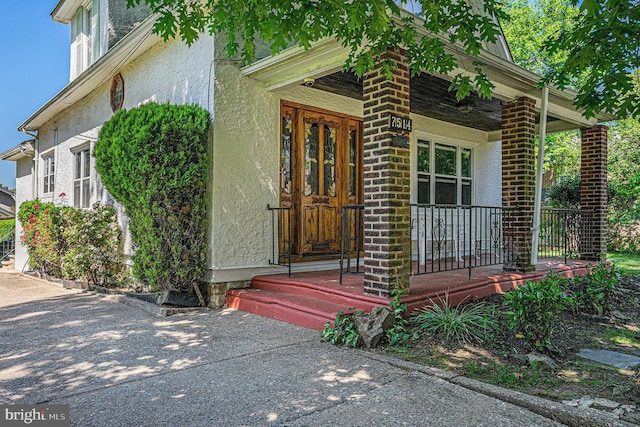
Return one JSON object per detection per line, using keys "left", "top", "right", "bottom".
{"left": 411, "top": 205, "right": 514, "bottom": 277}
{"left": 339, "top": 205, "right": 364, "bottom": 283}
{"left": 0, "top": 226, "right": 15, "bottom": 262}
{"left": 267, "top": 205, "right": 291, "bottom": 276}
{"left": 538, "top": 208, "right": 594, "bottom": 262}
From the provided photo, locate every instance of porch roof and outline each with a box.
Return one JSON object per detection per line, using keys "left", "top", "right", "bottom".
{"left": 242, "top": 38, "right": 615, "bottom": 136}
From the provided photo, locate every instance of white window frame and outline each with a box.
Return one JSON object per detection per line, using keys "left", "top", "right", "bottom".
{"left": 416, "top": 138, "right": 474, "bottom": 206}
{"left": 72, "top": 145, "right": 91, "bottom": 209}
{"left": 71, "top": 2, "right": 99, "bottom": 79}
{"left": 43, "top": 154, "right": 55, "bottom": 195}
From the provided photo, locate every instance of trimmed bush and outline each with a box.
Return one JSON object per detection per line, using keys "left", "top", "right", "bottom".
{"left": 94, "top": 103, "right": 210, "bottom": 292}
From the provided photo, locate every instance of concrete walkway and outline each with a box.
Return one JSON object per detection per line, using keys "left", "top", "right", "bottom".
{"left": 0, "top": 271, "right": 629, "bottom": 426}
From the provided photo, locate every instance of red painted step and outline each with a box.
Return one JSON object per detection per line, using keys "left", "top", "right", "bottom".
{"left": 226, "top": 287, "right": 356, "bottom": 330}
{"left": 251, "top": 275, "right": 386, "bottom": 312}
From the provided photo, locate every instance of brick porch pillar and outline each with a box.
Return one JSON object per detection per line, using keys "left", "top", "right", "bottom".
{"left": 362, "top": 49, "right": 411, "bottom": 297}
{"left": 580, "top": 125, "right": 608, "bottom": 261}
{"left": 501, "top": 96, "right": 536, "bottom": 272}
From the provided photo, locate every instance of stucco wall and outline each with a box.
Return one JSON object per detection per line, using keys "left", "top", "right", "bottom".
{"left": 209, "top": 63, "right": 366, "bottom": 282}
{"left": 16, "top": 34, "right": 215, "bottom": 265}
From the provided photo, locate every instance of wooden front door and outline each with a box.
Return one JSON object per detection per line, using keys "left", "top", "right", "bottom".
{"left": 280, "top": 103, "right": 363, "bottom": 257}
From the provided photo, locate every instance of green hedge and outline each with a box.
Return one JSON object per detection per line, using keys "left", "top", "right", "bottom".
{"left": 94, "top": 103, "right": 211, "bottom": 292}
{"left": 0, "top": 218, "right": 15, "bottom": 241}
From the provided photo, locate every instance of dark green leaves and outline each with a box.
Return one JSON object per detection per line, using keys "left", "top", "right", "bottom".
{"left": 543, "top": 0, "right": 640, "bottom": 118}
{"left": 95, "top": 103, "right": 211, "bottom": 292}
{"left": 129, "top": 0, "right": 507, "bottom": 101}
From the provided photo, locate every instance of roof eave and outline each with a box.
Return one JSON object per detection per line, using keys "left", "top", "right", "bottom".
{"left": 1, "top": 140, "right": 35, "bottom": 161}
{"left": 19, "top": 15, "right": 161, "bottom": 132}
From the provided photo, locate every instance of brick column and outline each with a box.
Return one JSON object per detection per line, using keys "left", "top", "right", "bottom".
{"left": 362, "top": 49, "right": 411, "bottom": 297}
{"left": 501, "top": 97, "right": 536, "bottom": 272}
{"left": 580, "top": 125, "right": 608, "bottom": 261}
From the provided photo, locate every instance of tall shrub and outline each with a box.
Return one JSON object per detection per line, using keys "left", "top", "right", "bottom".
{"left": 94, "top": 103, "right": 210, "bottom": 292}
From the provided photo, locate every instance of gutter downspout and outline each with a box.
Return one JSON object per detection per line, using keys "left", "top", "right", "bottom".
{"left": 531, "top": 86, "right": 549, "bottom": 266}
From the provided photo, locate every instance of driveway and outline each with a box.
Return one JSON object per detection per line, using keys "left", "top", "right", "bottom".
{"left": 0, "top": 271, "right": 570, "bottom": 426}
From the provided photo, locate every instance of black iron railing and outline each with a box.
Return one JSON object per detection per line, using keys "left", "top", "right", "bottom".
{"left": 411, "top": 205, "right": 514, "bottom": 277}
{"left": 339, "top": 205, "right": 364, "bottom": 283}
{"left": 0, "top": 226, "right": 15, "bottom": 263}
{"left": 267, "top": 205, "right": 291, "bottom": 276}
{"left": 538, "top": 208, "right": 594, "bottom": 262}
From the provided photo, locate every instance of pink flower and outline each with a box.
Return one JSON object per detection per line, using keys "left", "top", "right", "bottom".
{"left": 33, "top": 204, "right": 39, "bottom": 210}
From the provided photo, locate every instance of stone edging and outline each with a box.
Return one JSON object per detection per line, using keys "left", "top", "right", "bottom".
{"left": 23, "top": 271, "right": 205, "bottom": 318}
{"left": 357, "top": 350, "right": 635, "bottom": 427}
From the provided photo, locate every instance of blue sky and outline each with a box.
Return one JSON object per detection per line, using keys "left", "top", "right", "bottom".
{"left": 0, "top": 1, "right": 69, "bottom": 190}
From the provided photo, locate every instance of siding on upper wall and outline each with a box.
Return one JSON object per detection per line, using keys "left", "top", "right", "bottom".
{"left": 18, "top": 34, "right": 215, "bottom": 263}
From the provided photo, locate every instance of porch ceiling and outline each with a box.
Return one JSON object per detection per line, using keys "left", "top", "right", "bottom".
{"left": 313, "top": 71, "right": 560, "bottom": 133}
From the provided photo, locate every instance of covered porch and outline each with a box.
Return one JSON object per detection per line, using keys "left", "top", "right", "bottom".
{"left": 226, "top": 31, "right": 612, "bottom": 324}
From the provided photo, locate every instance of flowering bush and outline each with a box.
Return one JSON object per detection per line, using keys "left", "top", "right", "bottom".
{"left": 60, "top": 203, "right": 122, "bottom": 286}
{"left": 18, "top": 199, "right": 122, "bottom": 286}
{"left": 18, "top": 200, "right": 64, "bottom": 276}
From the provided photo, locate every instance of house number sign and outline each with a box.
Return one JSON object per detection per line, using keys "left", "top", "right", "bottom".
{"left": 389, "top": 114, "right": 412, "bottom": 132}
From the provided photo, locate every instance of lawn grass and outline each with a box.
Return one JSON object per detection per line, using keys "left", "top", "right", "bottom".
{"left": 607, "top": 252, "right": 640, "bottom": 275}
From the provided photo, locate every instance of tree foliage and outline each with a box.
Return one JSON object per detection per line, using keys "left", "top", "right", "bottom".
{"left": 127, "top": 0, "right": 507, "bottom": 100}
{"left": 501, "top": 0, "right": 580, "bottom": 77}
{"left": 94, "top": 103, "right": 210, "bottom": 293}
{"left": 543, "top": 0, "right": 640, "bottom": 119}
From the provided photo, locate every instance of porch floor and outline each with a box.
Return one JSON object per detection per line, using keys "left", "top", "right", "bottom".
{"left": 226, "top": 258, "right": 591, "bottom": 330}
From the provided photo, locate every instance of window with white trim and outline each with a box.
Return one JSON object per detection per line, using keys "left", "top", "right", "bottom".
{"left": 417, "top": 139, "right": 473, "bottom": 205}
{"left": 43, "top": 155, "right": 55, "bottom": 194}
{"left": 70, "top": 1, "right": 100, "bottom": 80}
{"left": 74, "top": 148, "right": 91, "bottom": 208}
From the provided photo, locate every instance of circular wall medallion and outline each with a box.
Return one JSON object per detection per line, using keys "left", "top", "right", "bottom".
{"left": 110, "top": 73, "right": 125, "bottom": 112}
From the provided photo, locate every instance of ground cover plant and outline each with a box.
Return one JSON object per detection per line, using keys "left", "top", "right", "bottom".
{"left": 323, "top": 259, "right": 640, "bottom": 412}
